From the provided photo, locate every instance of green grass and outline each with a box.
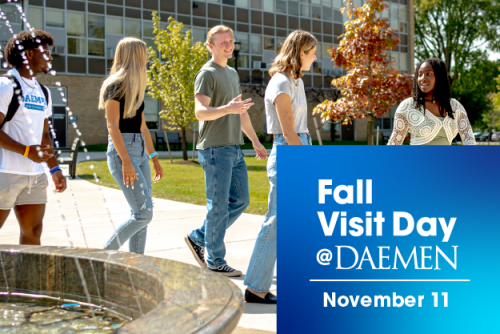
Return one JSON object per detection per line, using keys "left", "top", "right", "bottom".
{"left": 81, "top": 140, "right": 371, "bottom": 152}
{"left": 77, "top": 157, "right": 270, "bottom": 215}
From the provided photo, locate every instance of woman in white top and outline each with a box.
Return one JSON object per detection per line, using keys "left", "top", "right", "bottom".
{"left": 244, "top": 30, "right": 317, "bottom": 304}
{"left": 388, "top": 58, "right": 476, "bottom": 145}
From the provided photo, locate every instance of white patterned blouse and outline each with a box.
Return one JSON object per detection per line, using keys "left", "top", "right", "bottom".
{"left": 387, "top": 97, "right": 476, "bottom": 145}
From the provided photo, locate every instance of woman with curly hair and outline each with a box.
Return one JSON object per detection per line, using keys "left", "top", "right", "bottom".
{"left": 244, "top": 30, "right": 317, "bottom": 304}
{"left": 388, "top": 58, "right": 476, "bottom": 145}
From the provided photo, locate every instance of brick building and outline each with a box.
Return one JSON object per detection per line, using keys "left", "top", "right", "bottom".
{"left": 1, "top": 0, "right": 414, "bottom": 147}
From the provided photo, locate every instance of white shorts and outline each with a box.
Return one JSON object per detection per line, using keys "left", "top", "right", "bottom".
{"left": 0, "top": 172, "right": 48, "bottom": 210}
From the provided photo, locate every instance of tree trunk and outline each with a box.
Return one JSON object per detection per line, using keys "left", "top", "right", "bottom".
{"left": 367, "top": 116, "right": 374, "bottom": 145}
{"left": 330, "top": 122, "right": 336, "bottom": 142}
{"left": 181, "top": 127, "right": 188, "bottom": 160}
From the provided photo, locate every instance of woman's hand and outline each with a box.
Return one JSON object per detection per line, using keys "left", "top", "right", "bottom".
{"left": 122, "top": 160, "right": 138, "bottom": 188}
{"left": 152, "top": 158, "right": 163, "bottom": 183}
{"left": 252, "top": 141, "right": 268, "bottom": 160}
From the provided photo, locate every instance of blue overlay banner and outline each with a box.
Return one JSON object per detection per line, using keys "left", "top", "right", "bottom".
{"left": 277, "top": 146, "right": 500, "bottom": 333}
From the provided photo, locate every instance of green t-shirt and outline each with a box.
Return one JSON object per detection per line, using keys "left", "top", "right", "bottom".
{"left": 195, "top": 60, "right": 244, "bottom": 150}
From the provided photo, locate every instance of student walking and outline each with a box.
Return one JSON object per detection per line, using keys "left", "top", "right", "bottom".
{"left": 185, "top": 25, "right": 268, "bottom": 277}
{"left": 99, "top": 37, "right": 163, "bottom": 254}
{"left": 388, "top": 58, "right": 476, "bottom": 145}
{"left": 0, "top": 30, "right": 66, "bottom": 244}
{"left": 244, "top": 30, "right": 318, "bottom": 303}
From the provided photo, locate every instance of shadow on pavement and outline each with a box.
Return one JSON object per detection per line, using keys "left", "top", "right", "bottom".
{"left": 243, "top": 303, "right": 277, "bottom": 315}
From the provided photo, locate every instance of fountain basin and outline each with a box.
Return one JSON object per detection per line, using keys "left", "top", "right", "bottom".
{"left": 0, "top": 245, "right": 244, "bottom": 333}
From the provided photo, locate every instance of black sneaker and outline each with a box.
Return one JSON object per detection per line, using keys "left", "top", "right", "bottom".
{"left": 245, "top": 289, "right": 277, "bottom": 304}
{"left": 184, "top": 235, "right": 207, "bottom": 268}
{"left": 209, "top": 264, "right": 242, "bottom": 277}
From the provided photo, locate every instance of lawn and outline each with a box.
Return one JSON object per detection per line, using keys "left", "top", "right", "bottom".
{"left": 77, "top": 157, "right": 271, "bottom": 215}
{"left": 79, "top": 140, "right": 370, "bottom": 152}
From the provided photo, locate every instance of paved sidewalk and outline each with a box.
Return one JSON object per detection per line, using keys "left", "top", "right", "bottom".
{"left": 0, "top": 168, "right": 276, "bottom": 333}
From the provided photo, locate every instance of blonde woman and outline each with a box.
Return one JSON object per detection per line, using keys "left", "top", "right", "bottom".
{"left": 98, "top": 37, "right": 163, "bottom": 254}
{"left": 244, "top": 30, "right": 317, "bottom": 304}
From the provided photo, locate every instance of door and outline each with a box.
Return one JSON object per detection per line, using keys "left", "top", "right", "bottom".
{"left": 48, "top": 87, "right": 68, "bottom": 148}
{"left": 341, "top": 122, "right": 354, "bottom": 141}
{"left": 51, "top": 106, "right": 67, "bottom": 148}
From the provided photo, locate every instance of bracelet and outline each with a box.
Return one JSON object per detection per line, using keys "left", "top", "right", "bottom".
{"left": 50, "top": 166, "right": 61, "bottom": 175}
{"left": 149, "top": 152, "right": 158, "bottom": 159}
{"left": 23, "top": 145, "right": 30, "bottom": 157}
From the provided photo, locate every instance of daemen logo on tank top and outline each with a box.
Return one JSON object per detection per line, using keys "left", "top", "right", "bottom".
{"left": 22, "top": 94, "right": 47, "bottom": 111}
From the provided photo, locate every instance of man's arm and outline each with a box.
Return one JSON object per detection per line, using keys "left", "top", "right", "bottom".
{"left": 240, "top": 112, "right": 268, "bottom": 160}
{"left": 0, "top": 113, "right": 53, "bottom": 162}
{"left": 195, "top": 93, "right": 254, "bottom": 121}
{"left": 42, "top": 118, "right": 66, "bottom": 192}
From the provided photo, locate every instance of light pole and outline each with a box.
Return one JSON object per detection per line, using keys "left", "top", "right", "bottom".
{"left": 233, "top": 40, "right": 241, "bottom": 72}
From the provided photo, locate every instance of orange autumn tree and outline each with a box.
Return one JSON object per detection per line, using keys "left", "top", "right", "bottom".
{"left": 313, "top": 0, "right": 413, "bottom": 145}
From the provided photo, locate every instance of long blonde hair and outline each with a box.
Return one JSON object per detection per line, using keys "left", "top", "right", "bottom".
{"left": 269, "top": 30, "right": 317, "bottom": 80}
{"left": 99, "top": 37, "right": 147, "bottom": 119}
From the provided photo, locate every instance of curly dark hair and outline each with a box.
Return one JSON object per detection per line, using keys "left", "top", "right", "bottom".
{"left": 413, "top": 58, "right": 454, "bottom": 119}
{"left": 4, "top": 30, "right": 54, "bottom": 68}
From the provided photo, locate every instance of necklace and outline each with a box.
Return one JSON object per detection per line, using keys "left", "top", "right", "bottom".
{"left": 425, "top": 97, "right": 436, "bottom": 103}
{"left": 20, "top": 76, "right": 36, "bottom": 89}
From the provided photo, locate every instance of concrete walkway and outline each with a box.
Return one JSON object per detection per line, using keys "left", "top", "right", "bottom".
{"left": 0, "top": 166, "right": 276, "bottom": 334}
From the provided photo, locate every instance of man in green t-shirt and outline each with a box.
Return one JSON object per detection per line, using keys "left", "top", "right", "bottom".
{"left": 185, "top": 25, "right": 267, "bottom": 277}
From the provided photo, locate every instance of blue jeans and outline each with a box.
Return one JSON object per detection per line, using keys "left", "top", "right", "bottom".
{"left": 244, "top": 133, "right": 311, "bottom": 292}
{"left": 104, "top": 133, "right": 153, "bottom": 254}
{"left": 189, "top": 145, "right": 250, "bottom": 268}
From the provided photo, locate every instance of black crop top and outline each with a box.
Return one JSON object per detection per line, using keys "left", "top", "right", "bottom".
{"left": 104, "top": 83, "right": 145, "bottom": 133}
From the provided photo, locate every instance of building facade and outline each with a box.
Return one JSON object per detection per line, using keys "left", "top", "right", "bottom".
{"left": 0, "top": 0, "right": 414, "bottom": 146}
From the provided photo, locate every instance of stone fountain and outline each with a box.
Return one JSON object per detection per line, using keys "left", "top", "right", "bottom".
{"left": 0, "top": 244, "right": 244, "bottom": 333}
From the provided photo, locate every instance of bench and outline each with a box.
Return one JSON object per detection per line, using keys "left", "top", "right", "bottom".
{"left": 155, "top": 131, "right": 182, "bottom": 151}
{"left": 57, "top": 137, "right": 80, "bottom": 179}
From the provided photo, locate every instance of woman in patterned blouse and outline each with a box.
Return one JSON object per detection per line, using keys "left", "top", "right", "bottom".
{"left": 388, "top": 58, "right": 476, "bottom": 145}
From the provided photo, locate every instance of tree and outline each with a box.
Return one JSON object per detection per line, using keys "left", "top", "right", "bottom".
{"left": 313, "top": 0, "right": 413, "bottom": 145}
{"left": 414, "top": 0, "right": 500, "bottom": 87}
{"left": 146, "top": 13, "right": 207, "bottom": 160}
{"left": 482, "top": 93, "right": 500, "bottom": 142}
{"left": 451, "top": 57, "right": 500, "bottom": 126}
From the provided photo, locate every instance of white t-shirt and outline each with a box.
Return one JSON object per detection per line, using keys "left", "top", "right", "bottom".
{"left": 0, "top": 69, "right": 53, "bottom": 175}
{"left": 264, "top": 72, "right": 309, "bottom": 134}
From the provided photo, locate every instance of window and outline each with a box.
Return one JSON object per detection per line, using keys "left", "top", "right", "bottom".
{"left": 374, "top": 117, "right": 393, "bottom": 130}
{"left": 235, "top": 32, "right": 249, "bottom": 53}
{"left": 125, "top": 19, "right": 141, "bottom": 38}
{"left": 264, "top": 0, "right": 275, "bottom": 12}
{"left": 67, "top": 12, "right": 85, "bottom": 37}
{"left": 399, "top": 5, "right": 408, "bottom": 21}
{"left": 88, "top": 40, "right": 105, "bottom": 56}
{"left": 88, "top": 15, "right": 105, "bottom": 38}
{"left": 143, "top": 22, "right": 154, "bottom": 38}
{"left": 289, "top": 1, "right": 299, "bottom": 16}
{"left": 144, "top": 94, "right": 160, "bottom": 129}
{"left": 236, "top": 0, "right": 249, "bottom": 8}
{"left": 238, "top": 55, "right": 249, "bottom": 68}
{"left": 250, "top": 34, "right": 262, "bottom": 54}
{"left": 300, "top": 4, "right": 310, "bottom": 17}
{"left": 68, "top": 38, "right": 86, "bottom": 55}
{"left": 264, "top": 37, "right": 274, "bottom": 50}
{"left": 400, "top": 53, "right": 408, "bottom": 71}
{"left": 192, "top": 28, "right": 206, "bottom": 44}
{"left": 106, "top": 17, "right": 123, "bottom": 34}
{"left": 46, "top": 9, "right": 65, "bottom": 28}
{"left": 28, "top": 7, "right": 44, "bottom": 30}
